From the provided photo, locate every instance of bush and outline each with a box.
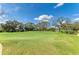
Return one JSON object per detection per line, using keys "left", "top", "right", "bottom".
{"left": 61, "top": 29, "right": 75, "bottom": 34}
{"left": 47, "top": 28, "right": 56, "bottom": 31}
{"left": 0, "top": 30, "right": 3, "bottom": 32}
{"left": 60, "top": 30, "right": 66, "bottom": 33}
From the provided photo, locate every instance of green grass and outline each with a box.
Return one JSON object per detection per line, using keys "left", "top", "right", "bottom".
{"left": 0, "top": 31, "right": 79, "bottom": 55}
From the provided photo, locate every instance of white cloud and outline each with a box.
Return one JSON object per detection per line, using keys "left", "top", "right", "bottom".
{"left": 34, "top": 18, "right": 38, "bottom": 20}
{"left": 54, "top": 3, "right": 64, "bottom": 8}
{"left": 73, "top": 14, "right": 79, "bottom": 16}
{"left": 71, "top": 18, "right": 79, "bottom": 23}
{"left": 0, "top": 4, "right": 21, "bottom": 23}
{"left": 2, "top": 14, "right": 6, "bottom": 18}
{"left": 42, "top": 20, "right": 49, "bottom": 22}
{"left": 0, "top": 14, "right": 9, "bottom": 23}
{"left": 0, "top": 18, "right": 6, "bottom": 23}
{"left": 0, "top": 5, "right": 2, "bottom": 9}
{"left": 0, "top": 5, "right": 9, "bottom": 23}
{"left": 14, "top": 7, "right": 21, "bottom": 12}
{"left": 73, "top": 18, "right": 79, "bottom": 21}
{"left": 62, "top": 20, "right": 66, "bottom": 24}
{"left": 0, "top": 5, "right": 5, "bottom": 16}
{"left": 0, "top": 5, "right": 7, "bottom": 23}
{"left": 5, "top": 7, "right": 21, "bottom": 14}
{"left": 34, "top": 15, "right": 53, "bottom": 22}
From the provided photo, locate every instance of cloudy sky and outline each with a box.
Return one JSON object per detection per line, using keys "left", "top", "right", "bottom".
{"left": 0, "top": 3, "right": 79, "bottom": 23}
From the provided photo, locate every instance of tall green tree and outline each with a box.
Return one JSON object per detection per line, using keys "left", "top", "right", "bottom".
{"left": 1, "top": 20, "right": 20, "bottom": 32}
{"left": 24, "top": 22, "right": 35, "bottom": 31}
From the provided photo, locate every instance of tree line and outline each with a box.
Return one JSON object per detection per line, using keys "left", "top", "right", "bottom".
{"left": 0, "top": 17, "right": 79, "bottom": 34}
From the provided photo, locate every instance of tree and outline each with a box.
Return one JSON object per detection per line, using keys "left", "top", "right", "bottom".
{"left": 16, "top": 23, "right": 25, "bottom": 32}
{"left": 36, "top": 20, "right": 49, "bottom": 31}
{"left": 0, "top": 24, "right": 3, "bottom": 32}
{"left": 56, "top": 17, "right": 71, "bottom": 32}
{"left": 24, "top": 22, "right": 35, "bottom": 31}
{"left": 1, "top": 20, "right": 20, "bottom": 32}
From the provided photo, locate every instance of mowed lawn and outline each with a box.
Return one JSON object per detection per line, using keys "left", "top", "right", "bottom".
{"left": 0, "top": 31, "right": 79, "bottom": 55}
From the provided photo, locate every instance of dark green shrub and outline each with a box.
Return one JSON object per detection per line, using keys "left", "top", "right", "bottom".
{"left": 47, "top": 28, "right": 56, "bottom": 31}
{"left": 65, "top": 30, "right": 74, "bottom": 34}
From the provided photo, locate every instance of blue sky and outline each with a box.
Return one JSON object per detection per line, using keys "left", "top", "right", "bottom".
{"left": 0, "top": 3, "right": 79, "bottom": 23}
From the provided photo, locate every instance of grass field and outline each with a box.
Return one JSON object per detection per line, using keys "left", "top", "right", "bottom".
{"left": 0, "top": 31, "right": 79, "bottom": 55}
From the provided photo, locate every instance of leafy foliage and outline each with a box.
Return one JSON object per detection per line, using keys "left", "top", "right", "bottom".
{"left": 0, "top": 17, "right": 79, "bottom": 34}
